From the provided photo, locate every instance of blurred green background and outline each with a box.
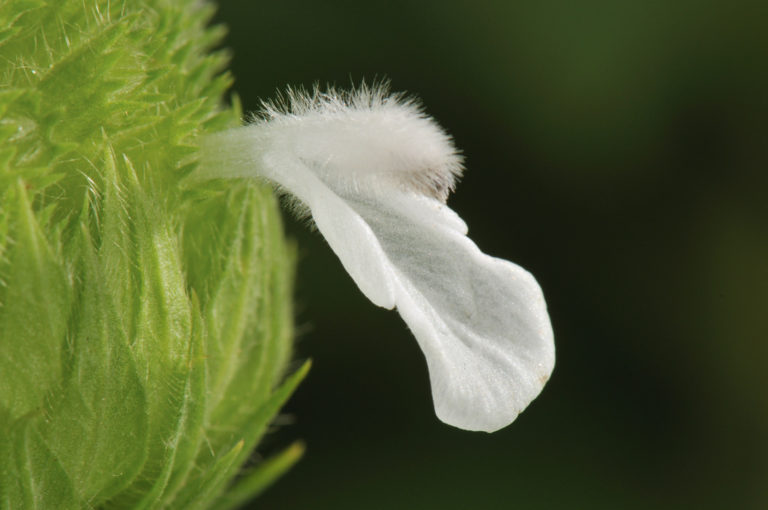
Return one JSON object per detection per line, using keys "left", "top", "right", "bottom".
{"left": 212, "top": 1, "right": 768, "bottom": 508}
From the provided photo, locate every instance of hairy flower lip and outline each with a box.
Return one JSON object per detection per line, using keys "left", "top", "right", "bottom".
{"left": 198, "top": 84, "right": 555, "bottom": 432}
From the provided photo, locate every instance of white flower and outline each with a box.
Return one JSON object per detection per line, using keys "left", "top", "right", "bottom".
{"left": 198, "top": 85, "right": 554, "bottom": 432}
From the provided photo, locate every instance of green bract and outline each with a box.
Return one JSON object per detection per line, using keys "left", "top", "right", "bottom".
{"left": 0, "top": 1, "right": 302, "bottom": 508}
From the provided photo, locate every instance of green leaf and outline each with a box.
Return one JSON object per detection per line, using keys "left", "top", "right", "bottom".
{"left": 182, "top": 441, "right": 245, "bottom": 510}
{"left": 175, "top": 361, "right": 311, "bottom": 509}
{"left": 0, "top": 182, "right": 70, "bottom": 420}
{"left": 1, "top": 423, "right": 79, "bottom": 510}
{"left": 211, "top": 442, "right": 306, "bottom": 510}
{"left": 36, "top": 220, "right": 148, "bottom": 505}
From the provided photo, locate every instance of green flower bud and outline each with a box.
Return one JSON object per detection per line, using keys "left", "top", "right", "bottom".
{"left": 0, "top": 1, "right": 302, "bottom": 508}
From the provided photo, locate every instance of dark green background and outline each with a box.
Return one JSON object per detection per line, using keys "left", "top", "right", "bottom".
{"left": 212, "top": 1, "right": 768, "bottom": 508}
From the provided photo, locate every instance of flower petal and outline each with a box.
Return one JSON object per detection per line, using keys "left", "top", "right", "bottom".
{"left": 198, "top": 85, "right": 554, "bottom": 431}
{"left": 280, "top": 160, "right": 397, "bottom": 309}
{"left": 200, "top": 129, "right": 397, "bottom": 309}
{"left": 344, "top": 192, "right": 554, "bottom": 432}
{"left": 256, "top": 159, "right": 554, "bottom": 431}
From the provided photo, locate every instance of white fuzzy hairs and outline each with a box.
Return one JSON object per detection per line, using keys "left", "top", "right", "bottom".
{"left": 201, "top": 83, "right": 464, "bottom": 203}
{"left": 198, "top": 83, "right": 554, "bottom": 432}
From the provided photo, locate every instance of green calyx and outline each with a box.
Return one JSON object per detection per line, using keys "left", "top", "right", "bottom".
{"left": 0, "top": 1, "right": 301, "bottom": 508}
